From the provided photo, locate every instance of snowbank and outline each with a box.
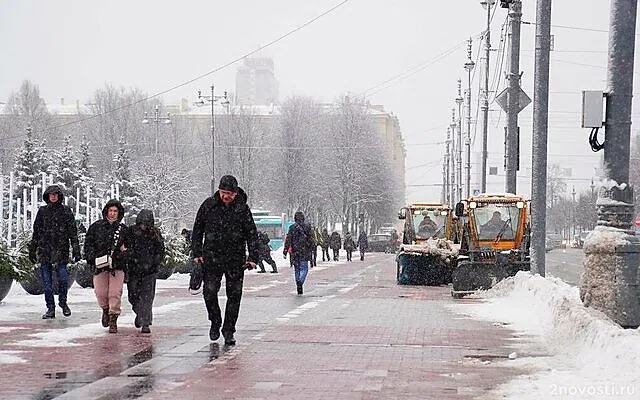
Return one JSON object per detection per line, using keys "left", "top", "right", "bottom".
{"left": 450, "top": 272, "right": 640, "bottom": 399}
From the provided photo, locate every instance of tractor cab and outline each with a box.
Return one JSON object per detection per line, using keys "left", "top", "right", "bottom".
{"left": 399, "top": 202, "right": 457, "bottom": 245}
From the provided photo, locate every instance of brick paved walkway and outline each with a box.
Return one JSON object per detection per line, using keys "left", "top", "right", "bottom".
{"left": 0, "top": 253, "right": 538, "bottom": 399}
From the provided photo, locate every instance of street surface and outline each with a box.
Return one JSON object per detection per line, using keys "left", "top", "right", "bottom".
{"left": 545, "top": 248, "right": 585, "bottom": 286}
{"left": 0, "top": 252, "right": 544, "bottom": 399}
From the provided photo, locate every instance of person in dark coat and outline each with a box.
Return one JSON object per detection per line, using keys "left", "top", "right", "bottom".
{"left": 343, "top": 232, "right": 356, "bottom": 262}
{"left": 256, "top": 231, "right": 278, "bottom": 273}
{"left": 125, "top": 209, "right": 165, "bottom": 333}
{"left": 84, "top": 199, "right": 129, "bottom": 333}
{"left": 311, "top": 226, "right": 323, "bottom": 266}
{"left": 320, "top": 228, "right": 331, "bottom": 262}
{"left": 191, "top": 175, "right": 259, "bottom": 346}
{"left": 283, "top": 211, "right": 314, "bottom": 295}
{"left": 357, "top": 231, "right": 368, "bottom": 261}
{"left": 29, "top": 185, "right": 81, "bottom": 319}
{"left": 329, "top": 231, "right": 342, "bottom": 261}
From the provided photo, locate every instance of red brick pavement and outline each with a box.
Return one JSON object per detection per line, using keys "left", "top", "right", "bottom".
{"left": 0, "top": 253, "right": 537, "bottom": 399}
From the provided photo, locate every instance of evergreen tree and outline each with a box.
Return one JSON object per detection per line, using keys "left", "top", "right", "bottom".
{"left": 50, "top": 135, "right": 80, "bottom": 199}
{"left": 13, "top": 126, "right": 45, "bottom": 197}
{"left": 112, "top": 136, "right": 141, "bottom": 223}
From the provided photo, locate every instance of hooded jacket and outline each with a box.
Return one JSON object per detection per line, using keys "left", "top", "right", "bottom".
{"left": 191, "top": 188, "right": 259, "bottom": 266}
{"left": 283, "top": 211, "right": 314, "bottom": 263}
{"left": 125, "top": 209, "right": 165, "bottom": 276}
{"left": 83, "top": 199, "right": 128, "bottom": 272}
{"left": 30, "top": 185, "right": 81, "bottom": 264}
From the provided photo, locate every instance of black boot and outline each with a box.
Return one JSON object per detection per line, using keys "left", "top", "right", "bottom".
{"left": 108, "top": 314, "right": 118, "bottom": 334}
{"left": 42, "top": 307, "right": 55, "bottom": 319}
{"left": 297, "top": 284, "right": 303, "bottom": 295}
{"left": 223, "top": 331, "right": 236, "bottom": 346}
{"left": 60, "top": 303, "right": 71, "bottom": 317}
{"left": 101, "top": 307, "right": 109, "bottom": 327}
{"left": 209, "top": 324, "right": 220, "bottom": 341}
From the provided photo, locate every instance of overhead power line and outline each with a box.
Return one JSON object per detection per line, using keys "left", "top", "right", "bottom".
{"left": 8, "top": 0, "right": 352, "bottom": 137}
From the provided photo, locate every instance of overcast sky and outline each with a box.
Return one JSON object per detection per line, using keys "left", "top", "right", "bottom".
{"left": 1, "top": 0, "right": 637, "bottom": 203}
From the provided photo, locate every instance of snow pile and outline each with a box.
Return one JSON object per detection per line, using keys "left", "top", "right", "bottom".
{"left": 399, "top": 239, "right": 458, "bottom": 260}
{"left": 451, "top": 272, "right": 640, "bottom": 399}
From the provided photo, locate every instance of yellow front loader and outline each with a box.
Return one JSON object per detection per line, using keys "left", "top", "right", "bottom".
{"left": 452, "top": 193, "right": 531, "bottom": 297}
{"left": 396, "top": 202, "right": 459, "bottom": 285}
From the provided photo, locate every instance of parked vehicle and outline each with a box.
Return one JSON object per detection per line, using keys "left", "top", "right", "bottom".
{"left": 368, "top": 233, "right": 396, "bottom": 253}
{"left": 545, "top": 233, "right": 565, "bottom": 252}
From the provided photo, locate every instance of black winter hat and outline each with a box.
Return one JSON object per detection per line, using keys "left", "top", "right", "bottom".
{"left": 218, "top": 175, "right": 239, "bottom": 192}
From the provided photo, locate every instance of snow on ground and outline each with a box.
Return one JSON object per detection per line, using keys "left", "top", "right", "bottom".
{"left": 449, "top": 272, "right": 640, "bottom": 399}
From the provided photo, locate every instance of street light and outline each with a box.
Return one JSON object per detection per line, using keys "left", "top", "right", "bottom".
{"left": 142, "top": 104, "right": 172, "bottom": 155}
{"left": 196, "top": 85, "right": 228, "bottom": 195}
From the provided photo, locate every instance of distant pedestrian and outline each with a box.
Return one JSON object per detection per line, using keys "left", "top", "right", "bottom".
{"left": 343, "top": 232, "right": 356, "bottom": 262}
{"left": 83, "top": 199, "right": 129, "bottom": 333}
{"left": 283, "top": 211, "right": 314, "bottom": 295}
{"left": 320, "top": 228, "right": 331, "bottom": 262}
{"left": 256, "top": 231, "right": 278, "bottom": 273}
{"left": 125, "top": 209, "right": 165, "bottom": 334}
{"left": 191, "top": 175, "right": 259, "bottom": 345}
{"left": 29, "top": 185, "right": 81, "bottom": 319}
{"left": 357, "top": 231, "right": 368, "bottom": 261}
{"left": 329, "top": 231, "right": 342, "bottom": 261}
{"left": 311, "top": 226, "right": 323, "bottom": 267}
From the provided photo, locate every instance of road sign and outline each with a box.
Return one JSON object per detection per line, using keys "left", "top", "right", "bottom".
{"left": 496, "top": 87, "right": 532, "bottom": 114}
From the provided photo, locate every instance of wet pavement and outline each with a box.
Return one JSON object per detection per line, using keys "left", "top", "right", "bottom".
{"left": 0, "top": 253, "right": 541, "bottom": 399}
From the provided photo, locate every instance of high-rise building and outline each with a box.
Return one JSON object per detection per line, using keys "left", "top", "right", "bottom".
{"left": 235, "top": 57, "right": 279, "bottom": 105}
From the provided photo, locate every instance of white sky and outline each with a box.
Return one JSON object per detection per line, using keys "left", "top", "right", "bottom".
{"left": 1, "top": 0, "right": 639, "bottom": 202}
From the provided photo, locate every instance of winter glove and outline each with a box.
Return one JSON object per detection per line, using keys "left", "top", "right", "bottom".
{"left": 189, "top": 262, "right": 204, "bottom": 292}
{"left": 72, "top": 247, "right": 82, "bottom": 263}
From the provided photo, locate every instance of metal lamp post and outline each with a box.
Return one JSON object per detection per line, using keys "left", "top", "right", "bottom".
{"left": 142, "top": 105, "right": 172, "bottom": 155}
{"left": 196, "top": 85, "right": 228, "bottom": 195}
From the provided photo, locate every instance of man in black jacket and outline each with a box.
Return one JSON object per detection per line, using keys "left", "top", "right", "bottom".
{"left": 29, "top": 185, "right": 81, "bottom": 319}
{"left": 191, "top": 175, "right": 259, "bottom": 345}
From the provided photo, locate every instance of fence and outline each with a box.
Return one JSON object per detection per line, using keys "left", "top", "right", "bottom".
{"left": 0, "top": 172, "right": 119, "bottom": 248}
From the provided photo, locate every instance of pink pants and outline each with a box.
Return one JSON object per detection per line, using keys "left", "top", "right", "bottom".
{"left": 93, "top": 270, "right": 125, "bottom": 315}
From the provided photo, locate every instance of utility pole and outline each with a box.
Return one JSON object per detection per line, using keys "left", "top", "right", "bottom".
{"left": 456, "top": 80, "right": 464, "bottom": 202}
{"left": 505, "top": 0, "right": 522, "bottom": 194}
{"left": 196, "top": 85, "right": 228, "bottom": 196}
{"left": 530, "top": 0, "right": 551, "bottom": 277}
{"left": 464, "top": 38, "right": 475, "bottom": 198}
{"left": 450, "top": 109, "right": 457, "bottom": 204}
{"left": 444, "top": 127, "right": 452, "bottom": 205}
{"left": 581, "top": 0, "right": 640, "bottom": 328}
{"left": 480, "top": 0, "right": 494, "bottom": 193}
{"left": 142, "top": 105, "right": 171, "bottom": 155}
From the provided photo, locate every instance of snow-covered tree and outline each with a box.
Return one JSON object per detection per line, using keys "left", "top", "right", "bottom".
{"left": 50, "top": 135, "right": 81, "bottom": 198}
{"left": 13, "top": 126, "right": 45, "bottom": 196}
{"left": 112, "top": 136, "right": 141, "bottom": 224}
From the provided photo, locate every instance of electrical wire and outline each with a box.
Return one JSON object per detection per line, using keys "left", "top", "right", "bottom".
{"left": 4, "top": 0, "right": 353, "bottom": 137}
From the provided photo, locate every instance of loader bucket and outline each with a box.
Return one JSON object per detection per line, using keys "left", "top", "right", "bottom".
{"left": 396, "top": 250, "right": 455, "bottom": 286}
{"left": 451, "top": 259, "right": 530, "bottom": 298}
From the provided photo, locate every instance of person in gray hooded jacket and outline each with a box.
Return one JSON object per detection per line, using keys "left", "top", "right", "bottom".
{"left": 125, "top": 209, "right": 165, "bottom": 334}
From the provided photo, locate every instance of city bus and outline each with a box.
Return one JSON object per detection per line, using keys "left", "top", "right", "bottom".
{"left": 252, "top": 210, "right": 294, "bottom": 250}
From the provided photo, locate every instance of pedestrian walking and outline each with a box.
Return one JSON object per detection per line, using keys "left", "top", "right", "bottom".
{"left": 343, "top": 232, "right": 356, "bottom": 262}
{"left": 311, "top": 226, "right": 323, "bottom": 267}
{"left": 329, "top": 231, "right": 342, "bottom": 261}
{"left": 125, "top": 209, "right": 165, "bottom": 334}
{"left": 83, "top": 199, "right": 129, "bottom": 333}
{"left": 191, "top": 175, "right": 259, "bottom": 345}
{"left": 256, "top": 231, "right": 278, "bottom": 273}
{"left": 29, "top": 185, "right": 81, "bottom": 319}
{"left": 320, "top": 228, "right": 331, "bottom": 262}
{"left": 357, "top": 231, "right": 368, "bottom": 261}
{"left": 283, "top": 211, "right": 314, "bottom": 295}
